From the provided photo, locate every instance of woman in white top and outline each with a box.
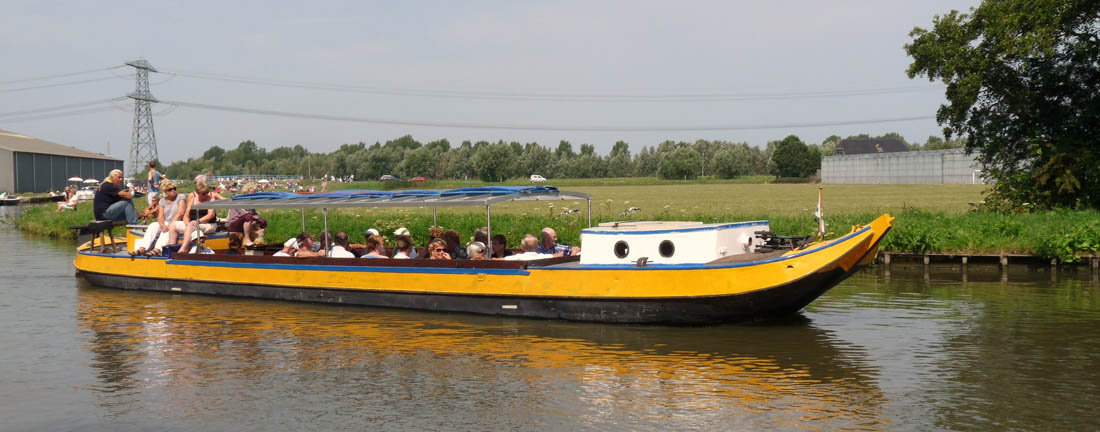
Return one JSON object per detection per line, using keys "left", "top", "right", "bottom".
{"left": 134, "top": 180, "right": 185, "bottom": 255}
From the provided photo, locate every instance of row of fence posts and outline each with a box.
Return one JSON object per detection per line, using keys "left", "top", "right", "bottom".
{"left": 881, "top": 253, "right": 1100, "bottom": 283}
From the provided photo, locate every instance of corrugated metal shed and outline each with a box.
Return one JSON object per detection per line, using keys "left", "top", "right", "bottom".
{"left": 0, "top": 129, "right": 118, "bottom": 160}
{"left": 0, "top": 129, "right": 123, "bottom": 193}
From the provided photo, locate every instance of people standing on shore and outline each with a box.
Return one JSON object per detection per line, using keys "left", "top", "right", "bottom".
{"left": 146, "top": 160, "right": 161, "bottom": 206}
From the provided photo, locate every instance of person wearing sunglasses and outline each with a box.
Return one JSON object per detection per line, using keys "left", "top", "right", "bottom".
{"left": 134, "top": 179, "right": 185, "bottom": 256}
{"left": 179, "top": 180, "right": 224, "bottom": 253}
{"left": 427, "top": 238, "right": 451, "bottom": 260}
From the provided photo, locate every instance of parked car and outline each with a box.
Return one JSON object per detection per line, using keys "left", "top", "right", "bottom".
{"left": 530, "top": 174, "right": 547, "bottom": 183}
{"left": 380, "top": 175, "right": 398, "bottom": 181}
{"left": 410, "top": 176, "right": 426, "bottom": 183}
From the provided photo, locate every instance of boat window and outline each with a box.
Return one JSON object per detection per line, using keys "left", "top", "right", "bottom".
{"left": 614, "top": 241, "right": 629, "bottom": 259}
{"left": 659, "top": 240, "right": 675, "bottom": 258}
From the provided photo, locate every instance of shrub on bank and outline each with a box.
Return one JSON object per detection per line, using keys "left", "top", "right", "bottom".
{"left": 12, "top": 201, "right": 1100, "bottom": 262}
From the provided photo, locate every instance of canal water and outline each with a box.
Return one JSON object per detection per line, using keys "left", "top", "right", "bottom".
{"left": 1, "top": 222, "right": 1098, "bottom": 431}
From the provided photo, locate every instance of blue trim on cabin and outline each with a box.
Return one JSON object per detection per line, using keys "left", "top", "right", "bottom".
{"left": 166, "top": 260, "right": 531, "bottom": 275}
{"left": 541, "top": 224, "right": 872, "bottom": 271}
{"left": 581, "top": 221, "right": 769, "bottom": 236}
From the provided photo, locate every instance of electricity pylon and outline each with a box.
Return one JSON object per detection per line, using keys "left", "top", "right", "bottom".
{"left": 126, "top": 58, "right": 158, "bottom": 178}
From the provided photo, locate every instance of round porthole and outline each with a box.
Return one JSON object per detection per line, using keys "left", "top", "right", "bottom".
{"left": 614, "top": 240, "right": 630, "bottom": 258}
{"left": 659, "top": 240, "right": 675, "bottom": 258}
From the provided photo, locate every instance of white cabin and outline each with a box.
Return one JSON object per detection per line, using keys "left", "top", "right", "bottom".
{"left": 579, "top": 220, "right": 770, "bottom": 265}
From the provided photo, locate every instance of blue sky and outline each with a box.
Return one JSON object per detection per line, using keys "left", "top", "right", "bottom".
{"left": 1, "top": 0, "right": 979, "bottom": 164}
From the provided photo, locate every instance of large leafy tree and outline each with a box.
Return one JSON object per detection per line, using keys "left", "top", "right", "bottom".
{"left": 770, "top": 135, "right": 815, "bottom": 178}
{"left": 906, "top": 0, "right": 1100, "bottom": 208}
{"left": 472, "top": 141, "right": 517, "bottom": 182}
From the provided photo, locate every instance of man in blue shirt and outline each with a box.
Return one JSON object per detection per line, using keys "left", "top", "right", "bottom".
{"left": 93, "top": 169, "right": 139, "bottom": 224}
{"left": 537, "top": 227, "right": 580, "bottom": 257}
{"left": 146, "top": 160, "right": 162, "bottom": 206}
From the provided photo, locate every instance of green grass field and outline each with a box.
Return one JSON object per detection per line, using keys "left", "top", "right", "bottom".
{"left": 13, "top": 182, "right": 1100, "bottom": 261}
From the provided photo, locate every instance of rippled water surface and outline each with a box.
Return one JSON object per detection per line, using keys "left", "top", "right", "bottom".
{"left": 1, "top": 224, "right": 1098, "bottom": 431}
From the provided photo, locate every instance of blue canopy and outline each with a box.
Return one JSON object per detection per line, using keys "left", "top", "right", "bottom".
{"left": 194, "top": 185, "right": 587, "bottom": 210}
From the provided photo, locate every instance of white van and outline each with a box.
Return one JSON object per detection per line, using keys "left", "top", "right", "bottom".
{"left": 529, "top": 174, "right": 547, "bottom": 183}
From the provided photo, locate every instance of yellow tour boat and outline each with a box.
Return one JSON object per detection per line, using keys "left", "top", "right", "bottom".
{"left": 73, "top": 186, "right": 893, "bottom": 324}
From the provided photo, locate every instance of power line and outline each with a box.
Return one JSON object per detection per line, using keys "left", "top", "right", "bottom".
{"left": 163, "top": 98, "right": 936, "bottom": 132}
{"left": 0, "top": 76, "right": 126, "bottom": 93}
{"left": 0, "top": 65, "right": 125, "bottom": 85}
{"left": 162, "top": 69, "right": 941, "bottom": 102}
{"left": 0, "top": 106, "right": 118, "bottom": 123}
{"left": 0, "top": 98, "right": 125, "bottom": 118}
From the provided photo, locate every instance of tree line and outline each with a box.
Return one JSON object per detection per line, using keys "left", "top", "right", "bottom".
{"left": 162, "top": 133, "right": 961, "bottom": 182}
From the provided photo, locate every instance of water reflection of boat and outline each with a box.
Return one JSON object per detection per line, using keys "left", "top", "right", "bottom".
{"left": 74, "top": 284, "right": 885, "bottom": 427}
{"left": 74, "top": 187, "right": 894, "bottom": 324}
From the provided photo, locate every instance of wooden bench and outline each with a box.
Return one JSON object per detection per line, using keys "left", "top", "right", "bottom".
{"left": 70, "top": 220, "right": 127, "bottom": 253}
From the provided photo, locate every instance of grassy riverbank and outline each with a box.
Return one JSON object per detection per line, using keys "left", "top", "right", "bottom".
{"left": 10, "top": 184, "right": 1100, "bottom": 261}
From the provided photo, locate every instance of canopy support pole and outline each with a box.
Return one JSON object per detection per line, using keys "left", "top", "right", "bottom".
{"left": 433, "top": 207, "right": 438, "bottom": 227}
{"left": 322, "top": 207, "right": 330, "bottom": 257}
{"left": 485, "top": 204, "right": 492, "bottom": 248}
{"left": 587, "top": 198, "right": 592, "bottom": 228}
{"left": 300, "top": 209, "right": 305, "bottom": 232}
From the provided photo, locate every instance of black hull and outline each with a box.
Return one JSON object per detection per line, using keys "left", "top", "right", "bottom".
{"left": 79, "top": 263, "right": 855, "bottom": 325}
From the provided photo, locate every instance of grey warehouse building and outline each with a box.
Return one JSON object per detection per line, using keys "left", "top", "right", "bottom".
{"left": 0, "top": 129, "right": 123, "bottom": 193}
{"left": 822, "top": 148, "right": 985, "bottom": 185}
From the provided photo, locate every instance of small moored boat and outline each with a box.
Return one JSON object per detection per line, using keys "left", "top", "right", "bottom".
{"left": 73, "top": 186, "right": 893, "bottom": 324}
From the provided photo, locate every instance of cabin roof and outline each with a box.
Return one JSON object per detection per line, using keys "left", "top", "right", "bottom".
{"left": 584, "top": 220, "right": 768, "bottom": 235}
{"left": 193, "top": 186, "right": 592, "bottom": 210}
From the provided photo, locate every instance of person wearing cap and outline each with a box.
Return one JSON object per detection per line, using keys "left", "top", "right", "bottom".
{"left": 293, "top": 232, "right": 325, "bottom": 258}
{"left": 391, "top": 227, "right": 418, "bottom": 258}
{"left": 392, "top": 235, "right": 415, "bottom": 259}
{"left": 188, "top": 230, "right": 214, "bottom": 254}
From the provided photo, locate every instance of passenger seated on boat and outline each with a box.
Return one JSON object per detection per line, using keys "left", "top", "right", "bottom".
{"left": 505, "top": 235, "right": 554, "bottom": 261}
{"left": 419, "top": 226, "right": 444, "bottom": 259}
{"left": 490, "top": 234, "right": 513, "bottom": 259}
{"left": 427, "top": 238, "right": 451, "bottom": 260}
{"left": 93, "top": 169, "right": 139, "bottom": 225}
{"left": 226, "top": 183, "right": 267, "bottom": 247}
{"left": 179, "top": 181, "right": 224, "bottom": 253}
{"left": 392, "top": 234, "right": 415, "bottom": 259}
{"left": 273, "top": 238, "right": 297, "bottom": 257}
{"left": 443, "top": 230, "right": 468, "bottom": 259}
{"left": 349, "top": 228, "right": 379, "bottom": 253}
{"left": 391, "top": 227, "right": 417, "bottom": 258}
{"left": 474, "top": 227, "right": 489, "bottom": 246}
{"left": 537, "top": 227, "right": 580, "bottom": 257}
{"left": 138, "top": 196, "right": 160, "bottom": 221}
{"left": 329, "top": 232, "right": 356, "bottom": 258}
{"left": 226, "top": 233, "right": 244, "bottom": 255}
{"left": 135, "top": 180, "right": 186, "bottom": 256}
{"left": 294, "top": 232, "right": 325, "bottom": 258}
{"left": 188, "top": 231, "right": 214, "bottom": 255}
{"left": 361, "top": 235, "right": 388, "bottom": 259}
{"left": 466, "top": 241, "right": 486, "bottom": 260}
